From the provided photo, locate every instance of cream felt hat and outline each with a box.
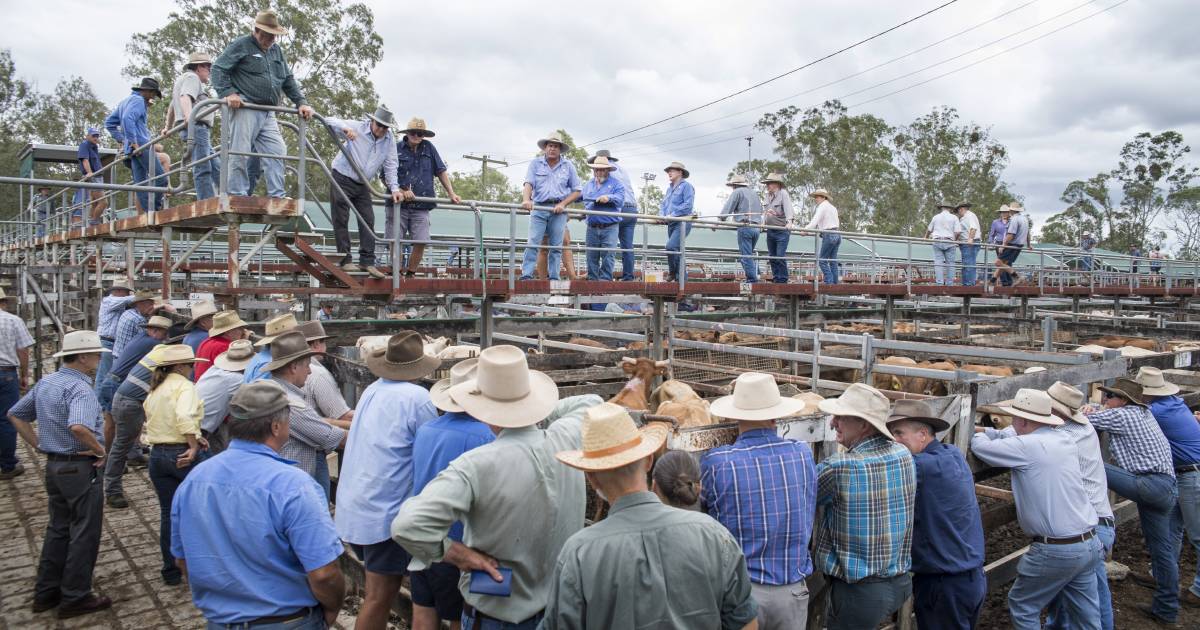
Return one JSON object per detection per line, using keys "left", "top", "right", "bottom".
{"left": 253, "top": 312, "right": 298, "bottom": 347}
{"left": 1047, "top": 381, "right": 1089, "bottom": 424}
{"left": 664, "top": 161, "right": 690, "bottom": 178}
{"left": 587, "top": 155, "right": 617, "bottom": 171}
{"left": 53, "top": 330, "right": 111, "bottom": 358}
{"left": 725, "top": 175, "right": 749, "bottom": 187}
{"left": 209, "top": 311, "right": 250, "bottom": 338}
{"left": 214, "top": 339, "right": 255, "bottom": 372}
{"left": 1135, "top": 366, "right": 1180, "bottom": 396}
{"left": 154, "top": 344, "right": 208, "bottom": 367}
{"left": 431, "top": 358, "right": 478, "bottom": 412}
{"left": 448, "top": 345, "right": 559, "bottom": 428}
{"left": 818, "top": 382, "right": 895, "bottom": 439}
{"left": 810, "top": 188, "right": 832, "bottom": 200}
{"left": 710, "top": 372, "right": 805, "bottom": 421}
{"left": 142, "top": 315, "right": 172, "bottom": 330}
{"left": 997, "top": 388, "right": 1061, "bottom": 425}
{"left": 555, "top": 402, "right": 668, "bottom": 471}
{"left": 793, "top": 391, "right": 825, "bottom": 416}
{"left": 186, "top": 299, "right": 219, "bottom": 329}
{"left": 537, "top": 131, "right": 570, "bottom": 151}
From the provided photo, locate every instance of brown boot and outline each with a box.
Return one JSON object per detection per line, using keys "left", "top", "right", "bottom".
{"left": 1182, "top": 589, "right": 1200, "bottom": 608}
{"left": 57, "top": 595, "right": 112, "bottom": 619}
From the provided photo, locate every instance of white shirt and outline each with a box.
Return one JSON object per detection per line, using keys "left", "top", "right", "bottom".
{"left": 0, "top": 310, "right": 34, "bottom": 367}
{"left": 927, "top": 211, "right": 961, "bottom": 240}
{"left": 805, "top": 200, "right": 839, "bottom": 230}
{"left": 958, "top": 210, "right": 981, "bottom": 243}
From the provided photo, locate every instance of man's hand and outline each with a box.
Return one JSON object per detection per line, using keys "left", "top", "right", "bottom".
{"left": 225, "top": 94, "right": 244, "bottom": 109}
{"left": 391, "top": 190, "right": 404, "bottom": 203}
{"left": 520, "top": 200, "right": 534, "bottom": 211}
{"left": 402, "top": 189, "right": 416, "bottom": 202}
{"left": 298, "top": 105, "right": 315, "bottom": 120}
{"left": 19, "top": 375, "right": 27, "bottom": 392}
{"left": 597, "top": 195, "right": 609, "bottom": 204}
{"left": 552, "top": 203, "right": 566, "bottom": 215}
{"left": 160, "top": 127, "right": 171, "bottom": 137}
{"left": 197, "top": 435, "right": 210, "bottom": 450}
{"left": 83, "top": 445, "right": 106, "bottom": 460}
{"left": 342, "top": 127, "right": 357, "bottom": 141}
{"left": 449, "top": 192, "right": 462, "bottom": 204}
{"left": 444, "top": 541, "right": 502, "bottom": 581}
{"left": 974, "top": 426, "right": 987, "bottom": 434}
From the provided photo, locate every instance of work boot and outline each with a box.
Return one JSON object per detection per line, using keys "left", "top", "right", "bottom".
{"left": 31, "top": 592, "right": 60, "bottom": 613}
{"left": 106, "top": 494, "right": 129, "bottom": 509}
{"left": 1129, "top": 570, "right": 1158, "bottom": 589}
{"left": 1135, "top": 604, "right": 1180, "bottom": 627}
{"left": 1182, "top": 589, "right": 1200, "bottom": 608}
{"left": 341, "top": 262, "right": 363, "bottom": 273}
{"left": 0, "top": 463, "right": 25, "bottom": 480}
{"left": 365, "top": 265, "right": 386, "bottom": 280}
{"left": 57, "top": 595, "right": 112, "bottom": 619}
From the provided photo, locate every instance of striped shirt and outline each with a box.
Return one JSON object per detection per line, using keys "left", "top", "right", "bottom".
{"left": 97, "top": 295, "right": 133, "bottom": 339}
{"left": 1057, "top": 421, "right": 1113, "bottom": 520}
{"left": 1086, "top": 404, "right": 1175, "bottom": 477}
{"left": 302, "top": 359, "right": 350, "bottom": 420}
{"left": 272, "top": 377, "right": 345, "bottom": 479}
{"left": 700, "top": 428, "right": 817, "bottom": 585}
{"left": 0, "top": 309, "right": 34, "bottom": 367}
{"left": 8, "top": 367, "right": 103, "bottom": 453}
{"left": 112, "top": 309, "right": 147, "bottom": 359}
{"left": 815, "top": 435, "right": 915, "bottom": 582}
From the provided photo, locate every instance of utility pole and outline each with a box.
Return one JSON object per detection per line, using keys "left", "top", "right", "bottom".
{"left": 641, "top": 172, "right": 656, "bottom": 215}
{"left": 463, "top": 154, "right": 509, "bottom": 201}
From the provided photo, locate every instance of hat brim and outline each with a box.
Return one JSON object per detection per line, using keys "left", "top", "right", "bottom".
{"left": 141, "top": 323, "right": 171, "bottom": 331}
{"left": 588, "top": 164, "right": 616, "bottom": 170}
{"left": 186, "top": 310, "right": 218, "bottom": 329}
{"left": 430, "top": 377, "right": 463, "bottom": 412}
{"left": 157, "top": 357, "right": 210, "bottom": 367}
{"left": 1140, "top": 383, "right": 1180, "bottom": 396}
{"left": 210, "top": 323, "right": 249, "bottom": 338}
{"left": 996, "top": 404, "right": 1062, "bottom": 425}
{"left": 538, "top": 139, "right": 569, "bottom": 150}
{"left": 52, "top": 347, "right": 111, "bottom": 359}
{"left": 886, "top": 414, "right": 950, "bottom": 433}
{"left": 1048, "top": 398, "right": 1089, "bottom": 424}
{"left": 664, "top": 166, "right": 690, "bottom": 178}
{"left": 555, "top": 424, "right": 668, "bottom": 471}
{"left": 818, "top": 397, "right": 895, "bottom": 440}
{"left": 264, "top": 349, "right": 322, "bottom": 373}
{"left": 254, "top": 21, "right": 288, "bottom": 35}
{"left": 134, "top": 84, "right": 163, "bottom": 97}
{"left": 367, "top": 114, "right": 394, "bottom": 129}
{"left": 1097, "top": 385, "right": 1147, "bottom": 408}
{"left": 214, "top": 353, "right": 254, "bottom": 372}
{"left": 710, "top": 395, "right": 806, "bottom": 422}
{"left": 726, "top": 181, "right": 747, "bottom": 187}
{"left": 366, "top": 350, "right": 441, "bottom": 382}
{"left": 254, "top": 333, "right": 284, "bottom": 347}
{"left": 449, "top": 371, "right": 559, "bottom": 428}
{"left": 403, "top": 128, "right": 435, "bottom": 138}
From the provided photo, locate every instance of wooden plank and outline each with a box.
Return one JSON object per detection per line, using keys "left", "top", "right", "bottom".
{"left": 975, "top": 484, "right": 1014, "bottom": 501}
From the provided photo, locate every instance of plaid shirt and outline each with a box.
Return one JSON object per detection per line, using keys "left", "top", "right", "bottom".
{"left": 700, "top": 428, "right": 817, "bottom": 585}
{"left": 112, "top": 308, "right": 147, "bottom": 359}
{"left": 0, "top": 310, "right": 34, "bottom": 367}
{"left": 303, "top": 359, "right": 350, "bottom": 420}
{"left": 815, "top": 435, "right": 915, "bottom": 582}
{"left": 272, "top": 377, "right": 346, "bottom": 478}
{"left": 1086, "top": 404, "right": 1175, "bottom": 476}
{"left": 97, "top": 295, "right": 132, "bottom": 339}
{"left": 9, "top": 367, "right": 103, "bottom": 454}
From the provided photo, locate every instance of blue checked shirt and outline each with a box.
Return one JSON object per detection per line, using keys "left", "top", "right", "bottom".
{"left": 112, "top": 309, "right": 147, "bottom": 359}
{"left": 700, "top": 428, "right": 817, "bottom": 585}
{"left": 9, "top": 367, "right": 104, "bottom": 453}
{"left": 1086, "top": 404, "right": 1175, "bottom": 476}
{"left": 97, "top": 295, "right": 133, "bottom": 339}
{"left": 815, "top": 435, "right": 915, "bottom": 582}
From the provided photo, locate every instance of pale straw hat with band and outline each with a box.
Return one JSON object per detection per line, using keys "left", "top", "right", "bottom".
{"left": 254, "top": 312, "right": 298, "bottom": 347}
{"left": 186, "top": 299, "right": 219, "bottom": 329}
{"left": 818, "top": 382, "right": 895, "bottom": 439}
{"left": 555, "top": 403, "right": 668, "bottom": 472}
{"left": 1047, "top": 381, "right": 1089, "bottom": 424}
{"left": 53, "top": 331, "right": 111, "bottom": 358}
{"left": 448, "top": 345, "right": 559, "bottom": 428}
{"left": 209, "top": 311, "right": 250, "bottom": 338}
{"left": 154, "top": 344, "right": 208, "bottom": 367}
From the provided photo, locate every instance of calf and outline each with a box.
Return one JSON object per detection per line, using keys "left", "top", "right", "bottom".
{"left": 609, "top": 357, "right": 668, "bottom": 411}
{"left": 650, "top": 379, "right": 713, "bottom": 428}
{"left": 873, "top": 356, "right": 918, "bottom": 391}
{"left": 909, "top": 360, "right": 958, "bottom": 396}
{"left": 566, "top": 337, "right": 609, "bottom": 350}
{"left": 1085, "top": 336, "right": 1159, "bottom": 351}
{"left": 961, "top": 364, "right": 1014, "bottom": 379}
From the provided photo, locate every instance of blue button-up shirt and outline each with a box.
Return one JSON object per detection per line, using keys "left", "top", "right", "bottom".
{"left": 610, "top": 163, "right": 637, "bottom": 209}
{"left": 112, "top": 308, "right": 148, "bottom": 360}
{"left": 97, "top": 295, "right": 133, "bottom": 339}
{"left": 335, "top": 379, "right": 439, "bottom": 544}
{"left": 660, "top": 180, "right": 696, "bottom": 217}
{"left": 987, "top": 218, "right": 1008, "bottom": 245}
{"left": 581, "top": 176, "right": 626, "bottom": 225}
{"left": 524, "top": 156, "right": 581, "bottom": 204}
{"left": 104, "top": 91, "right": 151, "bottom": 155}
{"left": 196, "top": 365, "right": 244, "bottom": 433}
{"left": 326, "top": 117, "right": 399, "bottom": 192}
{"left": 909, "top": 441, "right": 985, "bottom": 574}
{"left": 700, "top": 428, "right": 816, "bottom": 585}
{"left": 411, "top": 411, "right": 495, "bottom": 542}
{"left": 719, "top": 187, "right": 764, "bottom": 223}
{"left": 9, "top": 367, "right": 103, "bottom": 454}
{"left": 1148, "top": 395, "right": 1200, "bottom": 467}
{"left": 182, "top": 328, "right": 207, "bottom": 354}
{"left": 394, "top": 139, "right": 447, "bottom": 210}
{"left": 170, "top": 440, "right": 343, "bottom": 624}
{"left": 243, "top": 347, "right": 273, "bottom": 382}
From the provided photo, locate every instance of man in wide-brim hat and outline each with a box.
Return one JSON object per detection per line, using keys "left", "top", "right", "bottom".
{"left": 182, "top": 299, "right": 219, "bottom": 353}
{"left": 812, "top": 382, "right": 917, "bottom": 629}
{"left": 805, "top": 188, "right": 842, "bottom": 284}
{"left": 297, "top": 320, "right": 353, "bottom": 428}
{"left": 580, "top": 155, "right": 627, "bottom": 282}
{"left": 389, "top": 116, "right": 463, "bottom": 280}
{"left": 994, "top": 201, "right": 1029, "bottom": 287}
{"left": 243, "top": 312, "right": 298, "bottom": 382}
{"left": 956, "top": 201, "right": 982, "bottom": 286}
{"left": 519, "top": 132, "right": 583, "bottom": 281}
{"left": 392, "top": 345, "right": 603, "bottom": 629}
{"left": 926, "top": 201, "right": 961, "bottom": 287}
{"left": 718, "top": 174, "right": 765, "bottom": 283}
{"left": 700, "top": 373, "right": 816, "bottom": 627}
{"left": 163, "top": 50, "right": 220, "bottom": 201}
{"left": 888, "top": 399, "right": 986, "bottom": 630}
{"left": 105, "top": 76, "right": 166, "bottom": 212}
{"left": 196, "top": 311, "right": 250, "bottom": 381}
{"left": 660, "top": 161, "right": 697, "bottom": 282}
{"left": 589, "top": 149, "right": 640, "bottom": 281}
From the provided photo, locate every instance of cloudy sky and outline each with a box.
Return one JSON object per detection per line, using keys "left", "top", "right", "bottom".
{"left": 5, "top": 0, "right": 1198, "bottom": 240}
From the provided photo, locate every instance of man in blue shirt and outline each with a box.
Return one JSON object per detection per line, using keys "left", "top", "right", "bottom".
{"left": 243, "top": 312, "right": 298, "bottom": 383}
{"left": 408, "top": 358, "right": 495, "bottom": 630}
{"left": 520, "top": 131, "right": 581, "bottom": 281}
{"left": 700, "top": 372, "right": 816, "bottom": 630}
{"left": 589, "top": 150, "right": 639, "bottom": 281}
{"left": 888, "top": 400, "right": 986, "bottom": 630}
{"left": 659, "top": 161, "right": 695, "bottom": 282}
{"left": 335, "top": 332, "right": 440, "bottom": 630}
{"left": 579, "top": 156, "right": 625, "bottom": 282}
{"left": 93, "top": 281, "right": 132, "bottom": 396}
{"left": 76, "top": 127, "right": 107, "bottom": 224}
{"left": 104, "top": 78, "right": 165, "bottom": 212}
{"left": 180, "top": 299, "right": 218, "bottom": 353}
{"left": 171, "top": 380, "right": 345, "bottom": 628}
{"left": 386, "top": 117, "right": 463, "bottom": 279}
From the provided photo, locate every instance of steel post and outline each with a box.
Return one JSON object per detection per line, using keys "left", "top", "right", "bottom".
{"left": 961, "top": 296, "right": 971, "bottom": 339}
{"left": 227, "top": 220, "right": 240, "bottom": 290}
{"left": 788, "top": 295, "right": 801, "bottom": 377}
{"left": 160, "top": 226, "right": 172, "bottom": 299}
{"left": 479, "top": 295, "right": 495, "bottom": 348}
{"left": 1042, "top": 315, "right": 1056, "bottom": 352}
{"left": 884, "top": 295, "right": 895, "bottom": 340}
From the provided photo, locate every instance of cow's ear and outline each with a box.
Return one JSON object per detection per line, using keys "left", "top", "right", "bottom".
{"left": 656, "top": 365, "right": 668, "bottom": 375}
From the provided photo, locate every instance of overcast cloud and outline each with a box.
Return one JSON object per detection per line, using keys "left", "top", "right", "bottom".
{"left": 4, "top": 0, "right": 1198, "bottom": 242}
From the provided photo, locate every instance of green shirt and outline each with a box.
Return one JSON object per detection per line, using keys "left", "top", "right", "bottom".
{"left": 212, "top": 34, "right": 306, "bottom": 107}
{"left": 540, "top": 492, "right": 758, "bottom": 630}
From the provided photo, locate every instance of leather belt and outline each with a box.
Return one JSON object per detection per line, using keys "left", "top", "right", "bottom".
{"left": 463, "top": 604, "right": 541, "bottom": 629}
{"left": 243, "top": 607, "right": 314, "bottom": 626}
{"left": 0, "top": 366, "right": 17, "bottom": 371}
{"left": 1098, "top": 517, "right": 1115, "bottom": 528}
{"left": 1176, "top": 463, "right": 1200, "bottom": 474}
{"left": 100, "top": 336, "right": 115, "bottom": 342}
{"left": 45, "top": 452, "right": 97, "bottom": 462}
{"left": 1032, "top": 529, "right": 1095, "bottom": 545}
{"left": 152, "top": 443, "right": 189, "bottom": 449}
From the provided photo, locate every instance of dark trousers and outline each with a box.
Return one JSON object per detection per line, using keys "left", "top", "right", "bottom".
{"left": 36, "top": 458, "right": 104, "bottom": 605}
{"left": 826, "top": 573, "right": 912, "bottom": 630}
{"left": 617, "top": 207, "right": 637, "bottom": 280}
{"left": 913, "top": 568, "right": 987, "bottom": 630}
{"left": 0, "top": 369, "right": 19, "bottom": 471}
{"left": 330, "top": 171, "right": 377, "bottom": 266}
{"left": 998, "top": 244, "right": 1023, "bottom": 286}
{"left": 149, "top": 445, "right": 204, "bottom": 581}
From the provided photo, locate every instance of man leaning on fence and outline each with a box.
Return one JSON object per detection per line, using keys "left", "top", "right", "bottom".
{"left": 164, "top": 52, "right": 220, "bottom": 201}
{"left": 76, "top": 127, "right": 107, "bottom": 224}
{"left": 212, "top": 9, "right": 314, "bottom": 199}
{"left": 718, "top": 174, "right": 764, "bottom": 283}
{"left": 579, "top": 155, "right": 625, "bottom": 282}
{"left": 387, "top": 117, "right": 462, "bottom": 278}
{"left": 105, "top": 77, "right": 165, "bottom": 212}
{"left": 520, "top": 131, "right": 582, "bottom": 281}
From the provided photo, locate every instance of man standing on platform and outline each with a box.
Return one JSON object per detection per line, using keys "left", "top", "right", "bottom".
{"left": 926, "top": 203, "right": 961, "bottom": 286}
{"left": 76, "top": 128, "right": 107, "bottom": 224}
{"left": 589, "top": 150, "right": 639, "bottom": 281}
{"left": 760, "top": 173, "right": 793, "bottom": 284}
{"left": 387, "top": 117, "right": 462, "bottom": 278}
{"left": 805, "top": 188, "right": 840, "bottom": 284}
{"left": 580, "top": 156, "right": 625, "bottom": 281}
{"left": 520, "top": 132, "right": 582, "bottom": 281}
{"left": 163, "top": 52, "right": 220, "bottom": 201}
{"left": 996, "top": 202, "right": 1030, "bottom": 286}
{"left": 956, "top": 202, "right": 981, "bottom": 286}
{"left": 660, "top": 161, "right": 696, "bottom": 283}
{"left": 94, "top": 281, "right": 133, "bottom": 392}
{"left": 718, "top": 174, "right": 764, "bottom": 283}
{"left": 0, "top": 288, "right": 34, "bottom": 480}
{"left": 181, "top": 299, "right": 218, "bottom": 354}
{"left": 105, "top": 77, "right": 165, "bottom": 212}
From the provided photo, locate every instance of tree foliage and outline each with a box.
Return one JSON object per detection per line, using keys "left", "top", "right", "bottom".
{"left": 448, "top": 168, "right": 520, "bottom": 204}
{"left": 638, "top": 183, "right": 664, "bottom": 215}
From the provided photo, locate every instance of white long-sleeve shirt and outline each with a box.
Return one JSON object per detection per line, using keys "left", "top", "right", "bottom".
{"left": 805, "top": 200, "right": 839, "bottom": 231}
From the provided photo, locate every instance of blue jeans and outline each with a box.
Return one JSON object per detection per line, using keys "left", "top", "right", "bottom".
{"left": 1105, "top": 465, "right": 1181, "bottom": 621}
{"left": 314, "top": 453, "right": 331, "bottom": 501}
{"left": 819, "top": 233, "right": 841, "bottom": 284}
{"left": 181, "top": 125, "right": 220, "bottom": 200}
{"left": 461, "top": 608, "right": 541, "bottom": 630}
{"left": 207, "top": 607, "right": 326, "bottom": 630}
{"left": 736, "top": 226, "right": 760, "bottom": 282}
{"left": 913, "top": 568, "right": 986, "bottom": 630}
{"left": 1081, "top": 254, "right": 1094, "bottom": 272}
{"left": 585, "top": 223, "right": 618, "bottom": 280}
{"left": 766, "top": 228, "right": 789, "bottom": 283}
{"left": 1176, "top": 470, "right": 1200, "bottom": 597}
{"left": 665, "top": 221, "right": 692, "bottom": 279}
{"left": 1008, "top": 537, "right": 1103, "bottom": 630}
{"left": 960, "top": 243, "right": 979, "bottom": 286}
{"left": 0, "top": 370, "right": 19, "bottom": 471}
{"left": 149, "top": 444, "right": 206, "bottom": 581}
{"left": 129, "top": 149, "right": 165, "bottom": 212}
{"left": 932, "top": 241, "right": 958, "bottom": 285}
{"left": 618, "top": 205, "right": 637, "bottom": 280}
{"left": 521, "top": 210, "right": 567, "bottom": 280}
{"left": 1046, "top": 522, "right": 1115, "bottom": 630}
{"left": 94, "top": 338, "right": 114, "bottom": 395}
{"left": 96, "top": 375, "right": 120, "bottom": 413}
{"left": 227, "top": 108, "right": 286, "bottom": 197}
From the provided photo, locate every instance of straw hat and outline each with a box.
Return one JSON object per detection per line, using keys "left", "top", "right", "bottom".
{"left": 142, "top": 315, "right": 172, "bottom": 330}
{"left": 588, "top": 149, "right": 618, "bottom": 163}
{"left": 955, "top": 202, "right": 973, "bottom": 209}
{"left": 184, "top": 52, "right": 213, "bottom": 69}
{"left": 886, "top": 399, "right": 949, "bottom": 432}
{"left": 663, "top": 161, "right": 690, "bottom": 179}
{"left": 998, "top": 204, "right": 1012, "bottom": 214}
{"left": 760, "top": 173, "right": 786, "bottom": 185}
{"left": 264, "top": 330, "right": 322, "bottom": 373}
{"left": 186, "top": 299, "right": 219, "bottom": 329}
{"left": 253, "top": 9, "right": 288, "bottom": 36}
{"left": 1097, "top": 378, "right": 1148, "bottom": 408}
{"left": 818, "top": 382, "right": 895, "bottom": 439}
{"left": 587, "top": 155, "right": 617, "bottom": 171}
{"left": 365, "top": 331, "right": 441, "bottom": 382}
{"left": 214, "top": 339, "right": 255, "bottom": 372}
{"left": 128, "top": 290, "right": 159, "bottom": 306}
{"left": 810, "top": 189, "right": 831, "bottom": 200}
{"left": 448, "top": 345, "right": 559, "bottom": 428}
{"left": 210, "top": 311, "right": 250, "bottom": 338}
{"left": 431, "top": 359, "right": 478, "bottom": 412}
{"left": 1047, "top": 381, "right": 1089, "bottom": 424}
{"left": 996, "top": 388, "right": 1061, "bottom": 425}
{"left": 710, "top": 372, "right": 805, "bottom": 421}
{"left": 537, "top": 131, "right": 570, "bottom": 150}
{"left": 1007, "top": 202, "right": 1024, "bottom": 212}
{"left": 555, "top": 403, "right": 669, "bottom": 472}
{"left": 402, "top": 117, "right": 435, "bottom": 138}
{"left": 53, "top": 330, "right": 111, "bottom": 358}
{"left": 297, "top": 320, "right": 333, "bottom": 343}
{"left": 725, "top": 175, "right": 749, "bottom": 187}
{"left": 367, "top": 105, "right": 397, "bottom": 129}
{"left": 1023, "top": 366, "right": 1046, "bottom": 374}
{"left": 1135, "top": 366, "right": 1180, "bottom": 397}
{"left": 154, "top": 344, "right": 208, "bottom": 367}
{"left": 108, "top": 281, "right": 133, "bottom": 292}
{"left": 253, "top": 312, "right": 298, "bottom": 347}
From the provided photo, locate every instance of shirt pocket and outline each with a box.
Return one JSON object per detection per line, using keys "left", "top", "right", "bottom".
{"left": 531, "top": 163, "right": 552, "bottom": 186}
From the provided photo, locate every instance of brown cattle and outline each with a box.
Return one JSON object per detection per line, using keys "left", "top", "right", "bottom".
{"left": 626, "top": 341, "right": 647, "bottom": 351}
{"left": 873, "top": 356, "right": 918, "bottom": 391}
{"left": 566, "top": 337, "right": 609, "bottom": 350}
{"left": 1084, "top": 336, "right": 1159, "bottom": 351}
{"left": 718, "top": 331, "right": 741, "bottom": 344}
{"left": 909, "top": 360, "right": 958, "bottom": 396}
{"left": 649, "top": 380, "right": 713, "bottom": 428}
{"left": 609, "top": 357, "right": 669, "bottom": 411}
{"left": 961, "top": 364, "right": 1015, "bottom": 379}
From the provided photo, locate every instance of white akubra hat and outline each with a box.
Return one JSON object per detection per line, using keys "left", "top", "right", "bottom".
{"left": 1007, "top": 202, "right": 1024, "bottom": 212}
{"left": 186, "top": 299, "right": 219, "bottom": 329}
{"left": 818, "top": 382, "right": 894, "bottom": 439}
{"left": 1135, "top": 366, "right": 1180, "bottom": 396}
{"left": 448, "top": 345, "right": 559, "bottom": 428}
{"left": 431, "top": 359, "right": 478, "bottom": 413}
{"left": 725, "top": 174, "right": 749, "bottom": 187}
{"left": 1047, "top": 381, "right": 1089, "bottom": 424}
{"left": 214, "top": 339, "right": 256, "bottom": 372}
{"left": 997, "top": 388, "right": 1061, "bottom": 425}
{"left": 53, "top": 330, "right": 111, "bottom": 358}
{"left": 555, "top": 403, "right": 668, "bottom": 471}
{"left": 710, "top": 372, "right": 805, "bottom": 421}
{"left": 253, "top": 312, "right": 298, "bottom": 347}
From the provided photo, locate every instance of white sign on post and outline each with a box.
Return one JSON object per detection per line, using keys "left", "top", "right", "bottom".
{"left": 1175, "top": 351, "right": 1192, "bottom": 369}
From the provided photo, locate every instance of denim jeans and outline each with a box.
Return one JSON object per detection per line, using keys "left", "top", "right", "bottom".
{"left": 1176, "top": 470, "right": 1200, "bottom": 597}
{"left": 932, "top": 242, "right": 958, "bottom": 285}
{"left": 736, "top": 226, "right": 760, "bottom": 282}
{"left": 959, "top": 243, "right": 979, "bottom": 286}
{"left": 207, "top": 607, "right": 327, "bottom": 630}
{"left": 521, "top": 210, "right": 568, "bottom": 280}
{"left": 94, "top": 338, "right": 114, "bottom": 396}
{"left": 227, "top": 108, "right": 286, "bottom": 197}
{"left": 129, "top": 149, "right": 166, "bottom": 211}
{"left": 1105, "top": 465, "right": 1181, "bottom": 620}
{"left": 913, "top": 568, "right": 986, "bottom": 630}
{"left": 96, "top": 375, "right": 120, "bottom": 413}
{"left": 826, "top": 573, "right": 911, "bottom": 630}
{"left": 149, "top": 444, "right": 205, "bottom": 581}
{"left": 585, "top": 223, "right": 618, "bottom": 280}
{"left": 461, "top": 608, "right": 541, "bottom": 630}
{"left": 1008, "top": 537, "right": 1102, "bottom": 630}
{"left": 1046, "top": 522, "right": 1115, "bottom": 630}
{"left": 1081, "top": 254, "right": 1093, "bottom": 272}
{"left": 618, "top": 205, "right": 637, "bottom": 280}
{"left": 765, "top": 228, "right": 789, "bottom": 283}
{"left": 104, "top": 392, "right": 147, "bottom": 497}
{"left": 0, "top": 370, "right": 19, "bottom": 471}
{"left": 181, "top": 124, "right": 220, "bottom": 200}
{"left": 665, "top": 221, "right": 692, "bottom": 279}
{"left": 314, "top": 453, "right": 331, "bottom": 502}
{"left": 819, "top": 233, "right": 841, "bottom": 284}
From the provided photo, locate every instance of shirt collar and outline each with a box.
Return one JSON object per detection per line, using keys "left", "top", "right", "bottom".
{"left": 228, "top": 439, "right": 298, "bottom": 465}
{"left": 849, "top": 434, "right": 890, "bottom": 453}
{"left": 496, "top": 425, "right": 540, "bottom": 443}
{"left": 735, "top": 427, "right": 777, "bottom": 443}
{"left": 270, "top": 375, "right": 304, "bottom": 397}
{"left": 58, "top": 367, "right": 92, "bottom": 384}
{"left": 607, "top": 490, "right": 661, "bottom": 515}
{"left": 921, "top": 440, "right": 941, "bottom": 456}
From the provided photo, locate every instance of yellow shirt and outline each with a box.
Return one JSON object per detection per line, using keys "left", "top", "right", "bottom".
{"left": 143, "top": 372, "right": 204, "bottom": 444}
